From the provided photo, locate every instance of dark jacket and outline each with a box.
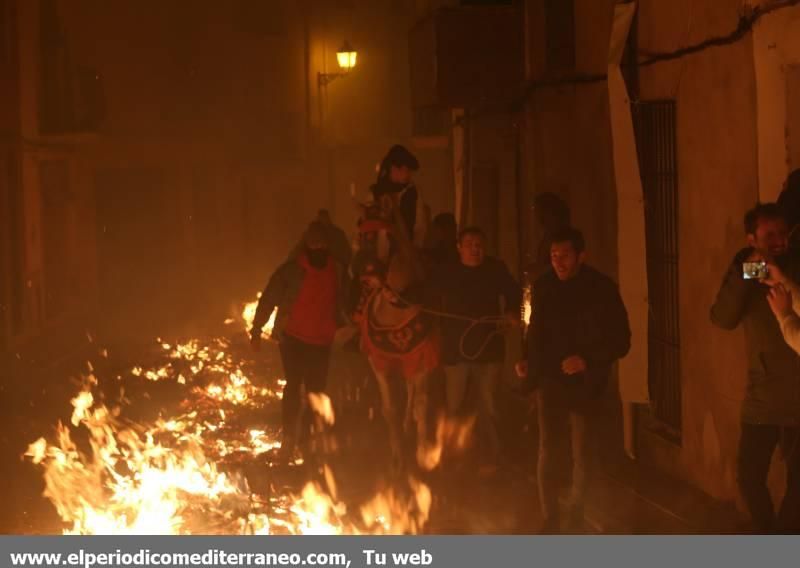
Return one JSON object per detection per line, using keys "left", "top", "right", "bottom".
{"left": 525, "top": 265, "right": 631, "bottom": 400}
{"left": 710, "top": 248, "right": 800, "bottom": 425}
{"left": 428, "top": 257, "right": 522, "bottom": 365}
{"left": 421, "top": 243, "right": 459, "bottom": 273}
{"left": 251, "top": 255, "right": 350, "bottom": 341}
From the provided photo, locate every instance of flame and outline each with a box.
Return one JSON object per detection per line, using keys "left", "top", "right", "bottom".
{"left": 28, "top": 374, "right": 434, "bottom": 535}
{"left": 416, "top": 414, "right": 476, "bottom": 471}
{"left": 360, "top": 477, "right": 432, "bottom": 534}
{"left": 25, "top": 294, "right": 436, "bottom": 535}
{"left": 199, "top": 369, "right": 275, "bottom": 407}
{"left": 280, "top": 482, "right": 347, "bottom": 535}
{"left": 25, "top": 387, "right": 249, "bottom": 535}
{"left": 70, "top": 390, "right": 95, "bottom": 426}
{"left": 242, "top": 293, "right": 276, "bottom": 339}
{"left": 308, "top": 393, "right": 335, "bottom": 426}
{"left": 247, "top": 430, "right": 282, "bottom": 456}
{"left": 522, "top": 283, "right": 532, "bottom": 326}
{"left": 125, "top": 338, "right": 279, "bottom": 407}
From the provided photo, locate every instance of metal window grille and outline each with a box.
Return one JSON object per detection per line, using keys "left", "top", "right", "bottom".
{"left": 633, "top": 100, "right": 682, "bottom": 441}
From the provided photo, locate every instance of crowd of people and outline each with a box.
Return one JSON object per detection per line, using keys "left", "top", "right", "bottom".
{"left": 244, "top": 145, "right": 800, "bottom": 534}
{"left": 245, "top": 143, "right": 637, "bottom": 534}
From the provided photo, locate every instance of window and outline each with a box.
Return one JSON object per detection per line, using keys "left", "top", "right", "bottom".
{"left": 633, "top": 100, "right": 681, "bottom": 442}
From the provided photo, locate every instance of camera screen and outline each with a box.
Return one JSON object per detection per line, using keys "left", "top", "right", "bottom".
{"left": 742, "top": 261, "right": 768, "bottom": 280}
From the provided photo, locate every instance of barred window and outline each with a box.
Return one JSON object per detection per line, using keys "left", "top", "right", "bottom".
{"left": 633, "top": 100, "right": 682, "bottom": 442}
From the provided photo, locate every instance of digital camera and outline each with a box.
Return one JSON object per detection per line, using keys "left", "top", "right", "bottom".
{"left": 742, "top": 261, "right": 769, "bottom": 280}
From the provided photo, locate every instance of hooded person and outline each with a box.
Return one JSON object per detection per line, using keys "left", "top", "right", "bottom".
{"left": 290, "top": 209, "right": 353, "bottom": 267}
{"left": 249, "top": 221, "right": 350, "bottom": 461}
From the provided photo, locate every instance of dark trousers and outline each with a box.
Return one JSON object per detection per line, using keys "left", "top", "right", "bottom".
{"left": 737, "top": 422, "right": 800, "bottom": 533}
{"left": 536, "top": 387, "right": 590, "bottom": 523}
{"left": 278, "top": 334, "right": 331, "bottom": 441}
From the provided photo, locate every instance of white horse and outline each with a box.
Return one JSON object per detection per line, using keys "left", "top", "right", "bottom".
{"left": 354, "top": 201, "right": 439, "bottom": 473}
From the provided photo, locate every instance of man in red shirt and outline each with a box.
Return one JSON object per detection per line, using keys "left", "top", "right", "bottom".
{"left": 250, "top": 222, "right": 349, "bottom": 461}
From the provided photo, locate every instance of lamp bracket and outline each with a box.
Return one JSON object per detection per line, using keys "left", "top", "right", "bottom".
{"left": 318, "top": 71, "right": 347, "bottom": 87}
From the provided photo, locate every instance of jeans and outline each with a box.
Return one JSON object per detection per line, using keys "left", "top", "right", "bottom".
{"left": 737, "top": 422, "right": 800, "bottom": 533}
{"left": 278, "top": 334, "right": 331, "bottom": 444}
{"left": 536, "top": 387, "right": 590, "bottom": 523}
{"left": 443, "top": 362, "right": 502, "bottom": 460}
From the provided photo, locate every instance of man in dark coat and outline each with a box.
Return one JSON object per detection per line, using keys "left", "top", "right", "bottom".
{"left": 519, "top": 226, "right": 630, "bottom": 533}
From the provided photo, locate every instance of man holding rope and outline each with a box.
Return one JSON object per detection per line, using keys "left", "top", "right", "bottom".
{"left": 428, "top": 226, "right": 522, "bottom": 474}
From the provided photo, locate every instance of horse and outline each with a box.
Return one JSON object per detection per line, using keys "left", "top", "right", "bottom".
{"left": 352, "top": 195, "right": 440, "bottom": 473}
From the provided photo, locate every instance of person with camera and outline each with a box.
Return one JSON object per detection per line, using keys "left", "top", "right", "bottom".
{"left": 711, "top": 202, "right": 800, "bottom": 533}
{"left": 250, "top": 221, "right": 351, "bottom": 462}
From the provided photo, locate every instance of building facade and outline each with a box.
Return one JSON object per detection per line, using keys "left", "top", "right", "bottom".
{"left": 409, "top": 0, "right": 800, "bottom": 510}
{"left": 1, "top": 0, "right": 452, "bottom": 352}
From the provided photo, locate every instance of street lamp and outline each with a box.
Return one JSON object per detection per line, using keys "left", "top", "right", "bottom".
{"left": 318, "top": 41, "right": 358, "bottom": 87}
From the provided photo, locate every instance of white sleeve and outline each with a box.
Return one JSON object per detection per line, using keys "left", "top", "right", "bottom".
{"left": 785, "top": 278, "right": 800, "bottom": 316}
{"left": 779, "top": 312, "right": 800, "bottom": 355}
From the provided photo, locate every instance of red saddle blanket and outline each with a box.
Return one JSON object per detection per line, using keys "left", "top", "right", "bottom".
{"left": 359, "top": 293, "right": 439, "bottom": 378}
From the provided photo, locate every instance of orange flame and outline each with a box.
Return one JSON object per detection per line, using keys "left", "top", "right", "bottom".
{"left": 25, "top": 295, "right": 435, "bottom": 535}
{"left": 416, "top": 414, "right": 476, "bottom": 471}
{"left": 242, "top": 293, "right": 276, "bottom": 339}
